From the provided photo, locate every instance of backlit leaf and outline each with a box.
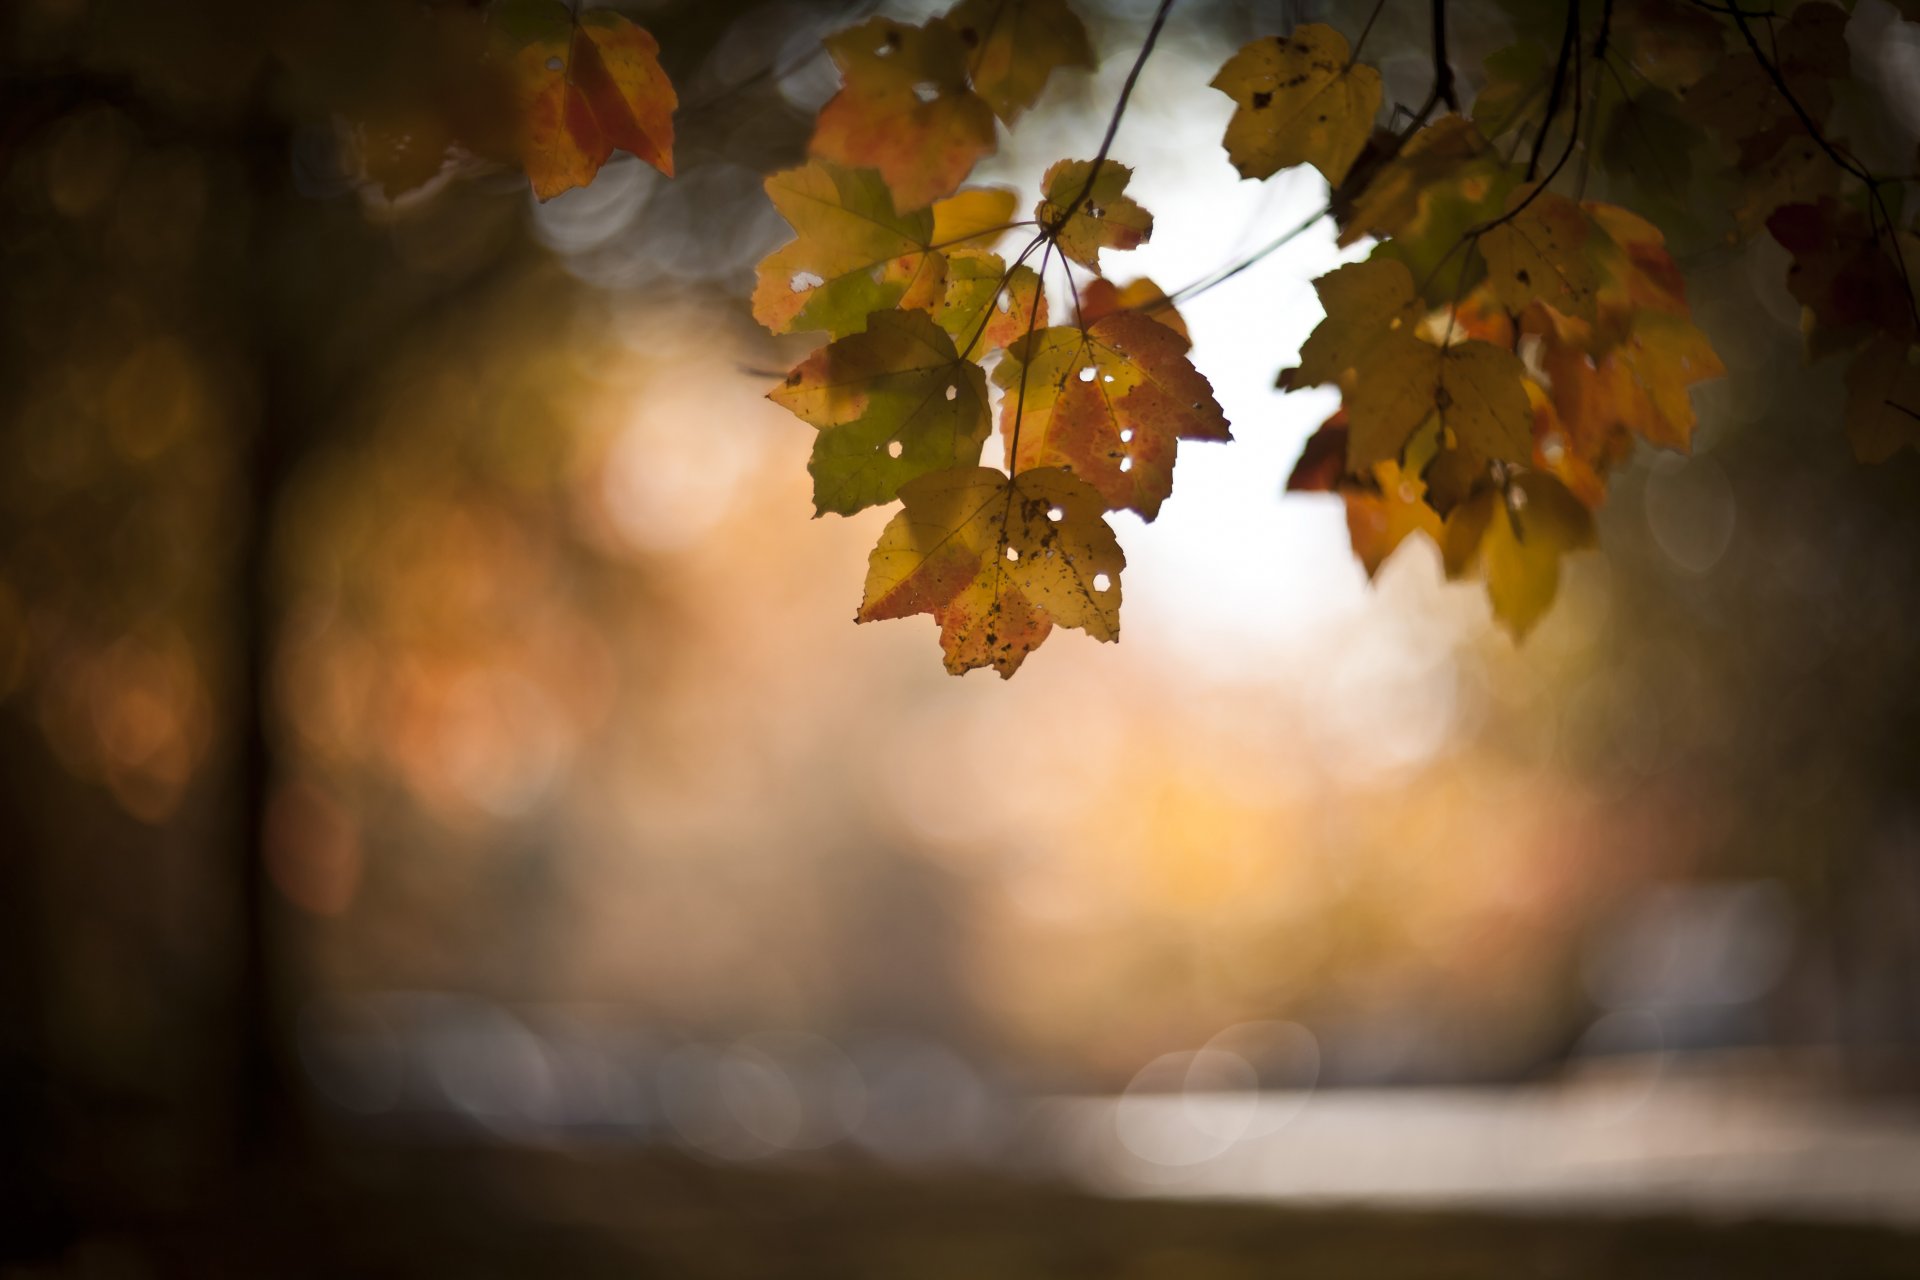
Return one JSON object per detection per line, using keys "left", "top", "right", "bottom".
{"left": 859, "top": 465, "right": 1124, "bottom": 677}
{"left": 1079, "top": 277, "right": 1188, "bottom": 342}
{"left": 1287, "top": 256, "right": 1427, "bottom": 391}
{"left": 811, "top": 17, "right": 996, "bottom": 211}
{"left": 1211, "top": 25, "right": 1383, "bottom": 185}
{"left": 1442, "top": 472, "right": 1595, "bottom": 639}
{"left": 947, "top": 0, "right": 1094, "bottom": 125}
{"left": 1346, "top": 333, "right": 1534, "bottom": 474}
{"left": 996, "top": 312, "right": 1229, "bottom": 519}
{"left": 509, "top": 3, "right": 675, "bottom": 200}
{"left": 934, "top": 249, "right": 1046, "bottom": 354}
{"left": 754, "top": 163, "right": 1015, "bottom": 339}
{"left": 1480, "top": 187, "right": 1614, "bottom": 322}
{"left": 771, "top": 309, "right": 992, "bottom": 516}
{"left": 1037, "top": 159, "right": 1152, "bottom": 271}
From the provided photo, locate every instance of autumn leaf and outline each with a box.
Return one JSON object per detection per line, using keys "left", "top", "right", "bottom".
{"left": 1479, "top": 187, "right": 1615, "bottom": 323}
{"left": 753, "top": 162, "right": 1014, "bottom": 339}
{"left": 1288, "top": 256, "right": 1532, "bottom": 475}
{"left": 1844, "top": 335, "right": 1920, "bottom": 463}
{"left": 1345, "top": 460, "right": 1446, "bottom": 578}
{"left": 1442, "top": 471, "right": 1595, "bottom": 639}
{"left": 1079, "top": 277, "right": 1188, "bottom": 342}
{"left": 858, "top": 465, "right": 1124, "bottom": 677}
{"left": 1037, "top": 159, "right": 1152, "bottom": 271}
{"left": 811, "top": 17, "right": 996, "bottom": 211}
{"left": 947, "top": 0, "right": 1094, "bottom": 125}
{"left": 770, "top": 309, "right": 991, "bottom": 517}
{"left": 996, "top": 311, "right": 1228, "bottom": 519}
{"left": 1211, "top": 25, "right": 1383, "bottom": 186}
{"left": 505, "top": 2, "right": 675, "bottom": 201}
{"left": 1287, "top": 257, "right": 1427, "bottom": 391}
{"left": 934, "top": 249, "right": 1046, "bottom": 354}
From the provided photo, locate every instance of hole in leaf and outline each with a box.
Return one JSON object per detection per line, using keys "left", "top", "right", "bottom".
{"left": 875, "top": 42, "right": 893, "bottom": 57}
{"left": 945, "top": 384, "right": 957, "bottom": 401}
{"left": 887, "top": 440, "right": 903, "bottom": 458}
{"left": 790, "top": 270, "right": 824, "bottom": 292}
{"left": 1103, "top": 374, "right": 1115, "bottom": 383}
{"left": 913, "top": 82, "right": 939, "bottom": 103}
{"left": 1093, "top": 572, "right": 1112, "bottom": 592}
{"left": 546, "top": 56, "right": 563, "bottom": 72}
{"left": 1078, "top": 367, "right": 1096, "bottom": 382}
{"left": 1119, "top": 456, "right": 1133, "bottom": 473}
{"left": 1119, "top": 428, "right": 1133, "bottom": 442}
{"left": 995, "top": 293, "right": 1012, "bottom": 313}
{"left": 1005, "top": 546, "right": 1020, "bottom": 561}
{"left": 1047, "top": 505, "right": 1064, "bottom": 521}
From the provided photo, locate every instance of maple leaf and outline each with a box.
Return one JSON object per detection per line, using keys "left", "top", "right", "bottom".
{"left": 1479, "top": 187, "right": 1615, "bottom": 323}
{"left": 1345, "top": 460, "right": 1446, "bottom": 578}
{"left": 996, "top": 312, "right": 1228, "bottom": 519}
{"left": 1287, "top": 257, "right": 1426, "bottom": 390}
{"left": 1442, "top": 471, "right": 1595, "bottom": 639}
{"left": 504, "top": 2, "right": 675, "bottom": 201}
{"left": 1288, "top": 256, "right": 1532, "bottom": 475}
{"left": 946, "top": 0, "right": 1094, "bottom": 125}
{"left": 1844, "top": 336, "right": 1920, "bottom": 463}
{"left": 858, "top": 465, "right": 1124, "bottom": 677}
{"left": 770, "top": 309, "right": 992, "bottom": 517}
{"left": 1079, "top": 277, "right": 1188, "bottom": 342}
{"left": 1211, "top": 25, "right": 1383, "bottom": 186}
{"left": 934, "top": 249, "right": 1046, "bottom": 354}
{"left": 810, "top": 17, "right": 997, "bottom": 211}
{"left": 753, "top": 162, "right": 1015, "bottom": 339}
{"left": 1037, "top": 159, "right": 1152, "bottom": 271}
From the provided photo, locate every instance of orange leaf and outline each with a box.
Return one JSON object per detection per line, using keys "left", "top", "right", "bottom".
{"left": 513, "top": 6, "right": 675, "bottom": 201}
{"left": 811, "top": 18, "right": 997, "bottom": 211}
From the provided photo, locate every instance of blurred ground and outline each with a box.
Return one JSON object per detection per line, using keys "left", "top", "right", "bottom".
{"left": 21, "top": 1140, "right": 1920, "bottom": 1280}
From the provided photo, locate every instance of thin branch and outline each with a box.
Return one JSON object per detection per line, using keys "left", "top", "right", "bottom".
{"left": 1165, "top": 205, "right": 1332, "bottom": 308}
{"left": 1048, "top": 0, "right": 1178, "bottom": 234}
{"left": 1347, "top": 0, "right": 1391, "bottom": 69}
{"left": 1430, "top": 0, "right": 1458, "bottom": 112}
{"left": 1528, "top": 0, "right": 1580, "bottom": 180}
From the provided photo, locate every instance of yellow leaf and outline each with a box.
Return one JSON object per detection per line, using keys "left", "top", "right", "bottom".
{"left": 1037, "top": 159, "right": 1152, "bottom": 271}
{"left": 1346, "top": 335, "right": 1533, "bottom": 475}
{"left": 1443, "top": 472, "right": 1595, "bottom": 639}
{"left": 810, "top": 17, "right": 996, "bottom": 211}
{"left": 1290, "top": 257, "right": 1428, "bottom": 390}
{"left": 1211, "top": 25, "right": 1383, "bottom": 185}
{"left": 1480, "top": 187, "right": 1614, "bottom": 323}
{"left": 859, "top": 466, "right": 1124, "bottom": 677}
{"left": 947, "top": 0, "right": 1094, "bottom": 125}
{"left": 771, "top": 309, "right": 992, "bottom": 516}
{"left": 996, "top": 312, "right": 1229, "bottom": 519}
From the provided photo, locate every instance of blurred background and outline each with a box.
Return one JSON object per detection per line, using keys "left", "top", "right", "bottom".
{"left": 4, "top": 0, "right": 1920, "bottom": 1274}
